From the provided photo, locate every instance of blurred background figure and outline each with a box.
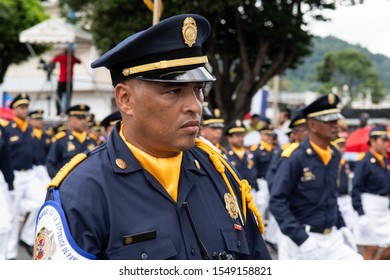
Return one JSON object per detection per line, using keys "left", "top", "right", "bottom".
{"left": 199, "top": 107, "right": 225, "bottom": 154}
{"left": 51, "top": 48, "right": 81, "bottom": 115}
{"left": 101, "top": 111, "right": 122, "bottom": 141}
{"left": 359, "top": 112, "right": 370, "bottom": 128}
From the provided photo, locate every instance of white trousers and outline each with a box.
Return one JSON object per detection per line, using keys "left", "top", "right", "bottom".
{"left": 278, "top": 227, "right": 363, "bottom": 260}
{"left": 6, "top": 169, "right": 46, "bottom": 259}
{"left": 0, "top": 173, "right": 12, "bottom": 260}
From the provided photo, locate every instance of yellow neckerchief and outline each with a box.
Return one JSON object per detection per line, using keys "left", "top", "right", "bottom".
{"left": 370, "top": 148, "right": 385, "bottom": 168}
{"left": 340, "top": 158, "right": 346, "bottom": 167}
{"left": 119, "top": 125, "right": 182, "bottom": 202}
{"left": 260, "top": 140, "right": 273, "bottom": 152}
{"left": 14, "top": 116, "right": 28, "bottom": 132}
{"left": 71, "top": 130, "right": 87, "bottom": 143}
{"left": 310, "top": 140, "right": 332, "bottom": 165}
{"left": 231, "top": 146, "right": 245, "bottom": 160}
{"left": 33, "top": 128, "right": 43, "bottom": 140}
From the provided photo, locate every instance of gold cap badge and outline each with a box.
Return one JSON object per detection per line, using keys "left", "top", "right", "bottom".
{"left": 214, "top": 108, "right": 220, "bottom": 117}
{"left": 182, "top": 17, "right": 197, "bottom": 47}
{"left": 116, "top": 158, "right": 127, "bottom": 169}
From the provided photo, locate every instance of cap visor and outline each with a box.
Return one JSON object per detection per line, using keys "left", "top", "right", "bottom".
{"left": 314, "top": 113, "right": 344, "bottom": 122}
{"left": 135, "top": 66, "right": 216, "bottom": 83}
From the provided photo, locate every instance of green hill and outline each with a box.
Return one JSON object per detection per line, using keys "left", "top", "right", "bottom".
{"left": 281, "top": 36, "right": 390, "bottom": 92}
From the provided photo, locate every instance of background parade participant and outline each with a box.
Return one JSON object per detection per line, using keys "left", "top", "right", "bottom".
{"left": 352, "top": 125, "right": 390, "bottom": 260}
{"left": 2, "top": 93, "right": 45, "bottom": 259}
{"left": 199, "top": 107, "right": 225, "bottom": 154}
{"left": 269, "top": 93, "right": 362, "bottom": 260}
{"left": 224, "top": 119, "right": 258, "bottom": 192}
{"left": 29, "top": 109, "right": 52, "bottom": 188}
{"left": 101, "top": 111, "right": 122, "bottom": 141}
{"left": 45, "top": 104, "right": 97, "bottom": 178}
{"left": 34, "top": 14, "right": 271, "bottom": 260}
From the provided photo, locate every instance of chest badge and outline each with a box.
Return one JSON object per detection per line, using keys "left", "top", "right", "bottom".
{"left": 67, "top": 142, "right": 76, "bottom": 152}
{"left": 224, "top": 193, "right": 239, "bottom": 219}
{"left": 301, "top": 167, "right": 316, "bottom": 182}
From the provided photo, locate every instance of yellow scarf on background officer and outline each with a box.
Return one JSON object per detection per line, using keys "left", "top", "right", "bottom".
{"left": 33, "top": 128, "right": 43, "bottom": 140}
{"left": 72, "top": 130, "right": 87, "bottom": 143}
{"left": 310, "top": 140, "right": 332, "bottom": 165}
{"left": 260, "top": 141, "right": 273, "bottom": 152}
{"left": 232, "top": 147, "right": 245, "bottom": 160}
{"left": 120, "top": 126, "right": 181, "bottom": 202}
{"left": 14, "top": 116, "right": 28, "bottom": 132}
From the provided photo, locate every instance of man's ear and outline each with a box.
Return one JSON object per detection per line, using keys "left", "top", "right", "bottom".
{"left": 115, "top": 83, "right": 134, "bottom": 116}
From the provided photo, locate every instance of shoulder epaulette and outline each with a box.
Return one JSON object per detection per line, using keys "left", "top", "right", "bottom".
{"left": 0, "top": 119, "right": 9, "bottom": 127}
{"left": 281, "top": 142, "right": 299, "bottom": 158}
{"left": 356, "top": 152, "right": 366, "bottom": 161}
{"left": 249, "top": 144, "right": 258, "bottom": 152}
{"left": 52, "top": 131, "right": 67, "bottom": 142}
{"left": 89, "top": 133, "right": 98, "bottom": 141}
{"left": 47, "top": 153, "right": 88, "bottom": 189}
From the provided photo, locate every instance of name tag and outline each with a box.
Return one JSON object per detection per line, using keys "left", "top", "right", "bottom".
{"left": 123, "top": 230, "right": 157, "bottom": 245}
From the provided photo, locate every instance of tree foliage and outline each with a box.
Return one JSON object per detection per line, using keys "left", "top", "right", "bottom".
{"left": 0, "top": 0, "right": 48, "bottom": 84}
{"left": 58, "top": 0, "right": 362, "bottom": 121}
{"left": 316, "top": 49, "right": 386, "bottom": 105}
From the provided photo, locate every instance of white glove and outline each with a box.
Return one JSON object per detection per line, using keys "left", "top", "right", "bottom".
{"left": 340, "top": 227, "right": 358, "bottom": 252}
{"left": 358, "top": 215, "right": 370, "bottom": 235}
{"left": 299, "top": 237, "right": 323, "bottom": 260}
{"left": 6, "top": 190, "right": 15, "bottom": 206}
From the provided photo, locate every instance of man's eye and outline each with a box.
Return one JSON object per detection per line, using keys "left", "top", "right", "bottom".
{"left": 193, "top": 87, "right": 204, "bottom": 94}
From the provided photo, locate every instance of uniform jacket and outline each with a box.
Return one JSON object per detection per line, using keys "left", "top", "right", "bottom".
{"left": 44, "top": 123, "right": 271, "bottom": 260}
{"left": 45, "top": 130, "right": 97, "bottom": 178}
{"left": 2, "top": 121, "right": 34, "bottom": 171}
{"left": 269, "top": 137, "right": 346, "bottom": 246}
{"left": 223, "top": 146, "right": 259, "bottom": 191}
{"left": 0, "top": 126, "right": 14, "bottom": 190}
{"left": 351, "top": 151, "right": 390, "bottom": 216}
{"left": 32, "top": 130, "right": 52, "bottom": 166}
{"left": 251, "top": 142, "right": 275, "bottom": 179}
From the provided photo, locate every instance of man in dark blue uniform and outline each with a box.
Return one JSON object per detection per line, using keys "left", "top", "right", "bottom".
{"left": 45, "top": 104, "right": 97, "bottom": 178}
{"left": 269, "top": 93, "right": 362, "bottom": 260}
{"left": 199, "top": 107, "right": 225, "bottom": 154}
{"left": 224, "top": 119, "right": 258, "bottom": 191}
{"left": 2, "top": 93, "right": 46, "bottom": 259}
{"left": 101, "top": 111, "right": 122, "bottom": 140}
{"left": 351, "top": 125, "right": 390, "bottom": 259}
{"left": 34, "top": 14, "right": 271, "bottom": 260}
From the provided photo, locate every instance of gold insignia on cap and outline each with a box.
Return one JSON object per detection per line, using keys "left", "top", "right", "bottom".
{"left": 194, "top": 159, "right": 201, "bottom": 170}
{"left": 328, "top": 93, "right": 335, "bottom": 105}
{"left": 370, "top": 158, "right": 376, "bottom": 164}
{"left": 235, "top": 120, "right": 242, "bottom": 127}
{"left": 182, "top": 17, "right": 197, "bottom": 47}
{"left": 214, "top": 108, "right": 220, "bottom": 117}
{"left": 224, "top": 193, "right": 238, "bottom": 220}
{"left": 116, "top": 158, "right": 127, "bottom": 170}
{"left": 80, "top": 104, "right": 85, "bottom": 110}
{"left": 306, "top": 148, "right": 313, "bottom": 155}
{"left": 21, "top": 92, "right": 27, "bottom": 98}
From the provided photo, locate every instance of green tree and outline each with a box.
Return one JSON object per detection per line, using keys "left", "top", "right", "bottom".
{"left": 316, "top": 49, "right": 386, "bottom": 105}
{"left": 59, "top": 0, "right": 362, "bottom": 121}
{"left": 0, "top": 0, "right": 48, "bottom": 84}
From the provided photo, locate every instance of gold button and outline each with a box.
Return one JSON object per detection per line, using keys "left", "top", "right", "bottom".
{"left": 116, "top": 158, "right": 127, "bottom": 169}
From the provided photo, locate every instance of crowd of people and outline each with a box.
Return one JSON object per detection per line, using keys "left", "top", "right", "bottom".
{"left": 0, "top": 13, "right": 389, "bottom": 260}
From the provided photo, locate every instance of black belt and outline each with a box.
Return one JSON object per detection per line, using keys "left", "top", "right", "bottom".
{"left": 304, "top": 225, "right": 332, "bottom": 235}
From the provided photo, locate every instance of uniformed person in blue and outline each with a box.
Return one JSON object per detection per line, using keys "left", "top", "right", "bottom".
{"left": 101, "top": 110, "right": 122, "bottom": 139}
{"left": 351, "top": 125, "right": 390, "bottom": 260}
{"left": 264, "top": 109, "right": 307, "bottom": 257}
{"left": 224, "top": 119, "right": 258, "bottom": 192}
{"left": 269, "top": 93, "right": 362, "bottom": 260}
{"left": 198, "top": 107, "right": 225, "bottom": 154}
{"left": 34, "top": 14, "right": 271, "bottom": 260}
{"left": 0, "top": 119, "right": 14, "bottom": 260}
{"left": 2, "top": 93, "right": 46, "bottom": 259}
{"left": 45, "top": 104, "right": 98, "bottom": 178}
{"left": 29, "top": 110, "right": 52, "bottom": 186}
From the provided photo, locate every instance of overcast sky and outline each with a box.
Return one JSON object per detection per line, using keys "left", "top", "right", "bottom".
{"left": 306, "top": 0, "right": 390, "bottom": 58}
